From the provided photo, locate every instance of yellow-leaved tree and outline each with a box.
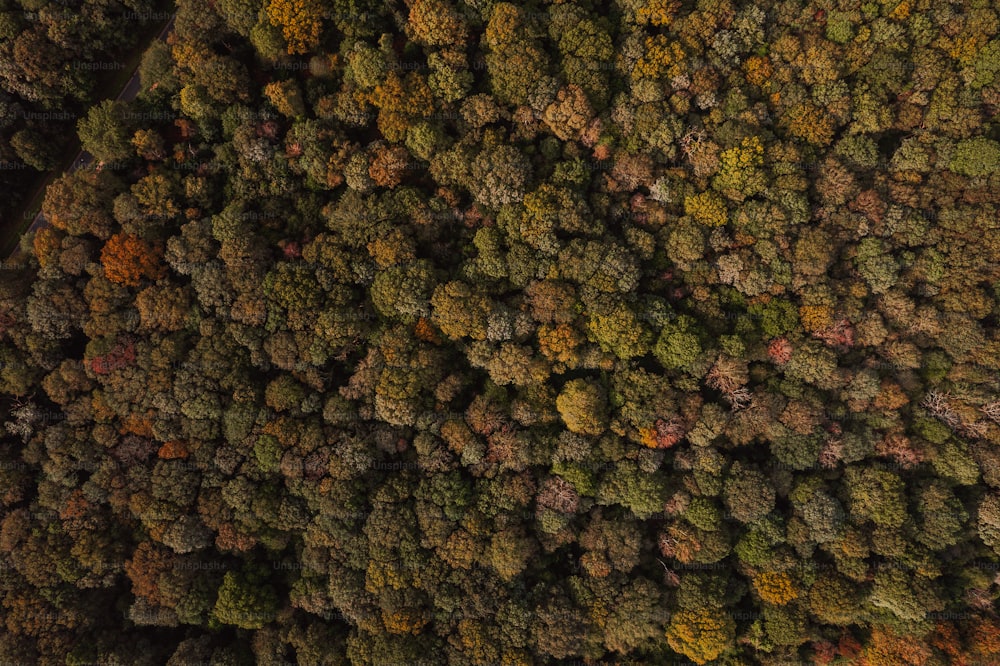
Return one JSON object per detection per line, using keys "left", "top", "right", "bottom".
{"left": 665, "top": 608, "right": 735, "bottom": 664}
{"left": 266, "top": 0, "right": 323, "bottom": 55}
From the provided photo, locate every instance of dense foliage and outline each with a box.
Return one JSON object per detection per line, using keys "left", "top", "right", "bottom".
{"left": 1, "top": 0, "right": 1000, "bottom": 663}
{"left": 0, "top": 0, "right": 166, "bottom": 226}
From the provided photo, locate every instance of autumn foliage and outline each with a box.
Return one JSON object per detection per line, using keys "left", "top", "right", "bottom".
{"left": 2, "top": 0, "right": 1000, "bottom": 663}
{"left": 266, "top": 0, "right": 324, "bottom": 55}
{"left": 89, "top": 337, "right": 136, "bottom": 375}
{"left": 100, "top": 233, "right": 164, "bottom": 286}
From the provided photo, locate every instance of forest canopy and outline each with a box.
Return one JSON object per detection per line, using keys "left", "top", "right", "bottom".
{"left": 1, "top": 0, "right": 1000, "bottom": 664}
{"left": 0, "top": 0, "right": 167, "bottom": 235}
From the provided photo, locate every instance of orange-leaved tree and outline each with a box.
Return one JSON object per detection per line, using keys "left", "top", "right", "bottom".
{"left": 100, "top": 233, "right": 165, "bottom": 287}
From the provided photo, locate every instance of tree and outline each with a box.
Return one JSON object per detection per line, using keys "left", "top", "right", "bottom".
{"left": 665, "top": 608, "right": 735, "bottom": 665}
{"left": 915, "top": 482, "right": 966, "bottom": 551}
{"left": 550, "top": 8, "right": 615, "bottom": 109}
{"left": 11, "top": 127, "right": 59, "bottom": 170}
{"left": 950, "top": 137, "right": 1000, "bottom": 177}
{"left": 978, "top": 493, "right": 1000, "bottom": 556}
{"left": 132, "top": 172, "right": 181, "bottom": 221}
{"left": 786, "top": 103, "right": 836, "bottom": 146}
{"left": 845, "top": 467, "right": 907, "bottom": 528}
{"left": 41, "top": 359, "right": 93, "bottom": 406}
{"left": 585, "top": 297, "right": 653, "bottom": 360}
{"left": 368, "top": 144, "right": 412, "bottom": 189}
{"left": 420, "top": 51, "right": 469, "bottom": 104}
{"left": 723, "top": 464, "right": 775, "bottom": 523}
{"left": 370, "top": 261, "right": 435, "bottom": 322}
{"left": 26, "top": 279, "right": 87, "bottom": 340}
{"left": 0, "top": 23, "right": 89, "bottom": 105}
{"left": 78, "top": 100, "right": 136, "bottom": 163}
{"left": 264, "top": 375, "right": 307, "bottom": 413}
{"left": 263, "top": 79, "right": 306, "bottom": 118}
{"left": 212, "top": 568, "right": 280, "bottom": 629}
{"left": 101, "top": 234, "right": 165, "bottom": 287}
{"left": 685, "top": 191, "right": 728, "bottom": 227}
{"left": 430, "top": 281, "right": 493, "bottom": 341}
{"left": 542, "top": 85, "right": 594, "bottom": 141}
{"left": 526, "top": 280, "right": 577, "bottom": 324}
{"left": 470, "top": 144, "right": 532, "bottom": 209}
{"left": 808, "top": 573, "right": 860, "bottom": 626}
{"left": 632, "top": 35, "right": 685, "bottom": 80}
{"left": 517, "top": 183, "right": 597, "bottom": 255}
{"left": 408, "top": 0, "right": 468, "bottom": 48}
{"left": 529, "top": 588, "right": 588, "bottom": 659}
{"left": 653, "top": 315, "right": 702, "bottom": 371}
{"left": 135, "top": 284, "right": 192, "bottom": 332}
{"left": 483, "top": 4, "right": 553, "bottom": 107}
{"left": 752, "top": 571, "right": 799, "bottom": 605}
{"left": 713, "top": 136, "right": 766, "bottom": 201}
{"left": 665, "top": 218, "right": 706, "bottom": 268}
{"left": 556, "top": 379, "right": 607, "bottom": 436}
{"left": 591, "top": 576, "right": 668, "bottom": 654}
{"left": 265, "top": 0, "right": 324, "bottom": 55}
{"left": 579, "top": 511, "right": 642, "bottom": 578}
{"left": 139, "top": 40, "right": 180, "bottom": 99}
{"left": 866, "top": 568, "right": 943, "bottom": 622}
{"left": 796, "top": 489, "right": 844, "bottom": 544}
{"left": 132, "top": 129, "right": 166, "bottom": 161}
{"left": 217, "top": 0, "right": 263, "bottom": 36}
{"left": 488, "top": 527, "right": 536, "bottom": 581}
{"left": 558, "top": 240, "right": 640, "bottom": 294}
{"left": 860, "top": 625, "right": 933, "bottom": 666}
{"left": 371, "top": 72, "right": 435, "bottom": 142}
{"left": 855, "top": 238, "right": 899, "bottom": 295}
{"left": 251, "top": 16, "right": 288, "bottom": 60}
{"left": 597, "top": 460, "right": 669, "bottom": 520}
{"left": 42, "top": 169, "right": 122, "bottom": 239}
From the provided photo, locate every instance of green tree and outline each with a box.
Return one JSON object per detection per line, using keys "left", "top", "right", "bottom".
{"left": 723, "top": 463, "right": 775, "bottom": 524}
{"left": 950, "top": 137, "right": 1000, "bottom": 177}
{"left": 77, "top": 100, "right": 136, "bottom": 163}
{"left": 597, "top": 460, "right": 668, "bottom": 519}
{"left": 556, "top": 378, "right": 608, "bottom": 436}
{"left": 653, "top": 315, "right": 702, "bottom": 371}
{"left": 808, "top": 573, "right": 860, "bottom": 626}
{"left": 586, "top": 297, "right": 653, "bottom": 360}
{"left": 370, "top": 261, "right": 435, "bottom": 323}
{"left": 866, "top": 567, "right": 944, "bottom": 622}
{"left": 212, "top": 568, "right": 280, "bottom": 629}
{"left": 846, "top": 467, "right": 907, "bottom": 528}
{"left": 483, "top": 3, "right": 553, "bottom": 107}
{"left": 713, "top": 136, "right": 766, "bottom": 201}
{"left": 430, "top": 281, "right": 493, "bottom": 341}
{"left": 11, "top": 127, "right": 59, "bottom": 170}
